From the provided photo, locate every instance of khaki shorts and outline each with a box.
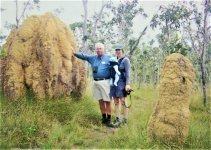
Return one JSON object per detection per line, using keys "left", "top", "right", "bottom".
{"left": 93, "top": 79, "right": 111, "bottom": 101}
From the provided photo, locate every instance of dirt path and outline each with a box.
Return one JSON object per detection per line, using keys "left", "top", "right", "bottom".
{"left": 81, "top": 90, "right": 155, "bottom": 148}
{"left": 83, "top": 125, "right": 118, "bottom": 147}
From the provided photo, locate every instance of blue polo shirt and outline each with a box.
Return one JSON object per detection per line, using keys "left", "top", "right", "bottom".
{"left": 74, "top": 52, "right": 111, "bottom": 79}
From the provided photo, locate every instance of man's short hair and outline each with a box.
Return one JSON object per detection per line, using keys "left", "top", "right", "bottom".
{"left": 95, "top": 43, "right": 105, "bottom": 49}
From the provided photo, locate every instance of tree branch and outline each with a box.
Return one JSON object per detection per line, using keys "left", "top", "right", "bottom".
{"left": 18, "top": 0, "right": 31, "bottom": 23}
{"left": 129, "top": 7, "right": 161, "bottom": 57}
{"left": 90, "top": 1, "right": 107, "bottom": 40}
{"left": 15, "top": 0, "right": 19, "bottom": 28}
{"left": 129, "top": 26, "right": 148, "bottom": 56}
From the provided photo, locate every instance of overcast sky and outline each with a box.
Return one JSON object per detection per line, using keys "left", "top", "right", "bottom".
{"left": 0, "top": 0, "right": 203, "bottom": 45}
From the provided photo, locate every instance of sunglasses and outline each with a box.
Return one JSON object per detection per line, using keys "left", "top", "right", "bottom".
{"left": 115, "top": 49, "right": 122, "bottom": 51}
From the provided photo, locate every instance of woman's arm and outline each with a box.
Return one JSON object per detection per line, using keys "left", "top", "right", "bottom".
{"left": 124, "top": 58, "right": 131, "bottom": 91}
{"left": 124, "top": 58, "right": 131, "bottom": 85}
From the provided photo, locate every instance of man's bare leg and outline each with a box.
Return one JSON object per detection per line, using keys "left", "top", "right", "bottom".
{"left": 99, "top": 99, "right": 106, "bottom": 124}
{"left": 104, "top": 100, "right": 113, "bottom": 127}
{"left": 105, "top": 101, "right": 111, "bottom": 115}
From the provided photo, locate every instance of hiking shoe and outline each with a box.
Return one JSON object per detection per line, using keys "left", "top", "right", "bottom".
{"left": 106, "top": 120, "right": 114, "bottom": 128}
{"left": 102, "top": 118, "right": 107, "bottom": 124}
{"left": 113, "top": 117, "right": 121, "bottom": 128}
{"left": 122, "top": 118, "right": 127, "bottom": 126}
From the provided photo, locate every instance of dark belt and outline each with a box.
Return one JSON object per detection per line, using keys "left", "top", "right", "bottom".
{"left": 94, "top": 78, "right": 110, "bottom": 81}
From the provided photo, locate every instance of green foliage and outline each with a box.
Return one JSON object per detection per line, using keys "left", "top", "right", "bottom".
{"left": 110, "top": 0, "right": 146, "bottom": 36}
{"left": 170, "top": 43, "right": 187, "bottom": 55}
{"left": 168, "top": 33, "right": 190, "bottom": 56}
{"left": 0, "top": 47, "right": 7, "bottom": 58}
{"left": 207, "top": 44, "right": 211, "bottom": 82}
{"left": 70, "top": 0, "right": 147, "bottom": 52}
{"left": 70, "top": 22, "right": 83, "bottom": 31}
{"left": 151, "top": 4, "right": 192, "bottom": 30}
{"left": 150, "top": 1, "right": 210, "bottom": 86}
{"left": 131, "top": 42, "right": 163, "bottom": 86}
{"left": 108, "top": 0, "right": 147, "bottom": 50}
{"left": 156, "top": 31, "right": 191, "bottom": 56}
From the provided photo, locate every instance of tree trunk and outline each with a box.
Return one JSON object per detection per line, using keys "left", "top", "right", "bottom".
{"left": 138, "top": 76, "right": 141, "bottom": 89}
{"left": 157, "top": 49, "right": 161, "bottom": 86}
{"left": 82, "top": 0, "right": 108, "bottom": 52}
{"left": 82, "top": 0, "right": 88, "bottom": 52}
{"left": 15, "top": 0, "right": 32, "bottom": 28}
{"left": 142, "top": 67, "right": 146, "bottom": 86}
{"left": 90, "top": 1, "right": 107, "bottom": 41}
{"left": 201, "top": 0, "right": 209, "bottom": 106}
{"left": 128, "top": 8, "right": 160, "bottom": 58}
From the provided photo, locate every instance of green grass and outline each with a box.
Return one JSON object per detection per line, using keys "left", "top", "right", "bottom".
{"left": 99, "top": 86, "right": 158, "bottom": 149}
{"left": 0, "top": 86, "right": 210, "bottom": 149}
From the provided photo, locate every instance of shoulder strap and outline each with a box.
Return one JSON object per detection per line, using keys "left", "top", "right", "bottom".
{"left": 118, "top": 57, "right": 126, "bottom": 77}
{"left": 118, "top": 57, "right": 125, "bottom": 65}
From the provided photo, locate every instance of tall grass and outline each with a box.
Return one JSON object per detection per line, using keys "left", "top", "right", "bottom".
{"left": 0, "top": 86, "right": 210, "bottom": 149}
{"left": 0, "top": 91, "right": 100, "bottom": 148}
{"left": 185, "top": 91, "right": 211, "bottom": 149}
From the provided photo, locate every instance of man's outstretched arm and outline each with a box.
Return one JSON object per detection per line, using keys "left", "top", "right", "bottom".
{"left": 73, "top": 52, "right": 93, "bottom": 63}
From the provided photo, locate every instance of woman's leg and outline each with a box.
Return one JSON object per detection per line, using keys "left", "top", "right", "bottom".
{"left": 120, "top": 97, "right": 128, "bottom": 123}
{"left": 114, "top": 97, "right": 120, "bottom": 119}
{"left": 113, "top": 97, "right": 121, "bottom": 127}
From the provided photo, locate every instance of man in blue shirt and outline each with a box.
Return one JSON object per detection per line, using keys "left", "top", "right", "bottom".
{"left": 73, "top": 43, "right": 113, "bottom": 127}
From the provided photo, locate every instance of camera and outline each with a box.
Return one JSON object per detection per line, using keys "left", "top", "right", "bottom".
{"left": 93, "top": 66, "right": 98, "bottom": 73}
{"left": 123, "top": 89, "right": 133, "bottom": 96}
{"left": 126, "top": 89, "right": 133, "bottom": 95}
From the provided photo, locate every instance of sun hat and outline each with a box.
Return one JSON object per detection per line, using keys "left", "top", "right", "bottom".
{"left": 114, "top": 43, "right": 124, "bottom": 50}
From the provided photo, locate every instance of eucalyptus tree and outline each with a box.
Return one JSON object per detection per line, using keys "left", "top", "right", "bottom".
{"left": 150, "top": 1, "right": 211, "bottom": 106}
{"left": 108, "top": 0, "right": 147, "bottom": 55}
{"left": 70, "top": 1, "right": 115, "bottom": 53}
{"left": 200, "top": 0, "right": 210, "bottom": 106}
{"left": 0, "top": 0, "right": 40, "bottom": 44}
{"left": 80, "top": 0, "right": 111, "bottom": 52}
{"left": 14, "top": 0, "right": 40, "bottom": 28}
{"left": 86, "top": 9, "right": 117, "bottom": 52}
{"left": 150, "top": 2, "right": 192, "bottom": 55}
{"left": 71, "top": 0, "right": 149, "bottom": 55}
{"left": 131, "top": 41, "right": 161, "bottom": 87}
{"left": 179, "top": 0, "right": 211, "bottom": 106}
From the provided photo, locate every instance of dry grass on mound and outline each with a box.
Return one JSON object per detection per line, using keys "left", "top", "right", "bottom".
{"left": 147, "top": 53, "right": 195, "bottom": 146}
{"left": 2, "top": 13, "right": 86, "bottom": 100}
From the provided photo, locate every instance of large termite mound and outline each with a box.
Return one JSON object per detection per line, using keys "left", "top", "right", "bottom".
{"left": 147, "top": 53, "right": 195, "bottom": 145}
{"left": 2, "top": 13, "right": 86, "bottom": 99}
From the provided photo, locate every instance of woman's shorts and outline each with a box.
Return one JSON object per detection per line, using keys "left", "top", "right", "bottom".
{"left": 110, "top": 81, "right": 126, "bottom": 98}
